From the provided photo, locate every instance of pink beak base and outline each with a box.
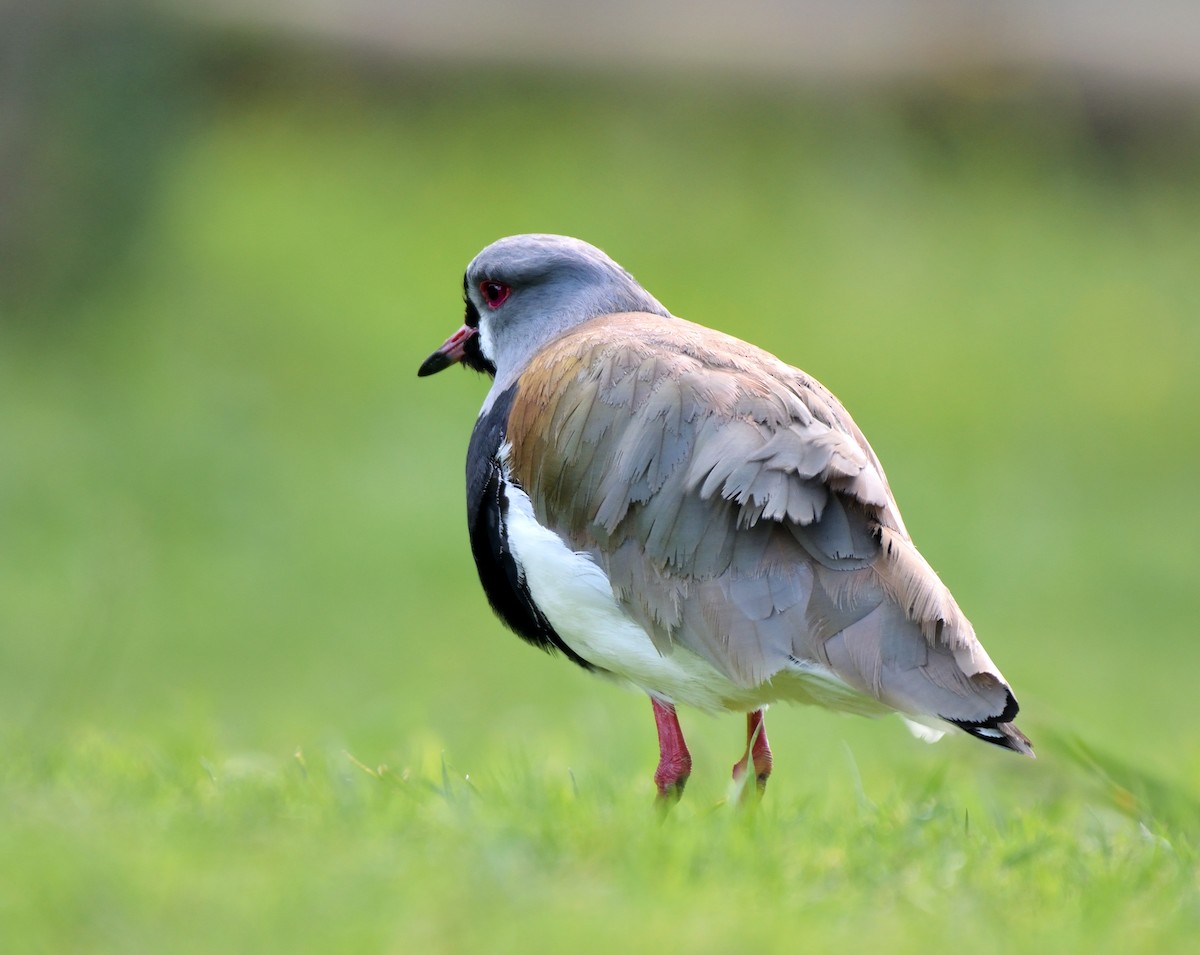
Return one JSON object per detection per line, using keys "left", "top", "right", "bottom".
{"left": 418, "top": 324, "right": 476, "bottom": 377}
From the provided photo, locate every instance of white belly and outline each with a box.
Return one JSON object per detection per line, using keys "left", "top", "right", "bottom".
{"left": 501, "top": 480, "right": 759, "bottom": 711}
{"left": 494, "top": 434, "right": 904, "bottom": 722}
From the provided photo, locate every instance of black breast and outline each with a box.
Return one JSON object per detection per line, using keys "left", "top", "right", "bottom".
{"left": 466, "top": 383, "right": 597, "bottom": 672}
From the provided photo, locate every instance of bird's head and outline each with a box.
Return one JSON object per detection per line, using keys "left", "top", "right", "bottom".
{"left": 418, "top": 234, "right": 669, "bottom": 381}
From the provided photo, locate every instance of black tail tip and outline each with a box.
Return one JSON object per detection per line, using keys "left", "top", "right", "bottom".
{"left": 949, "top": 719, "right": 1036, "bottom": 758}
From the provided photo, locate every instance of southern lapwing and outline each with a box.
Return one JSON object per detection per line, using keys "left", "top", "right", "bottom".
{"left": 419, "top": 234, "right": 1033, "bottom": 800}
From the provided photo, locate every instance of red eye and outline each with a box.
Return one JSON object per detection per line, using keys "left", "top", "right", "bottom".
{"left": 480, "top": 281, "right": 510, "bottom": 308}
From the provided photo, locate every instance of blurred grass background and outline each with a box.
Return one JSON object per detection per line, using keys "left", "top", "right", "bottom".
{"left": 2, "top": 2, "right": 1199, "bottom": 952}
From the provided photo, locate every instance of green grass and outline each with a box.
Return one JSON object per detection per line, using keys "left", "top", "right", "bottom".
{"left": 2, "top": 65, "right": 1199, "bottom": 952}
{"left": 1, "top": 726, "right": 1195, "bottom": 953}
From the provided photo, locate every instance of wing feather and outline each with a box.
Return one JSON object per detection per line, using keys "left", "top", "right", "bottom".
{"left": 506, "top": 312, "right": 1021, "bottom": 727}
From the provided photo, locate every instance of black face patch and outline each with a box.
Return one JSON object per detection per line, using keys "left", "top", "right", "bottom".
{"left": 459, "top": 286, "right": 495, "bottom": 376}
{"left": 462, "top": 326, "right": 496, "bottom": 377}
{"left": 465, "top": 383, "right": 596, "bottom": 671}
{"left": 463, "top": 289, "right": 480, "bottom": 329}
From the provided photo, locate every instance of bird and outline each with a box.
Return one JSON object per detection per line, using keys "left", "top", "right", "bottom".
{"left": 418, "top": 234, "right": 1033, "bottom": 800}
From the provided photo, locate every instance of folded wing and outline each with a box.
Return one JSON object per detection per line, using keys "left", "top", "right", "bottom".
{"left": 507, "top": 312, "right": 1026, "bottom": 743}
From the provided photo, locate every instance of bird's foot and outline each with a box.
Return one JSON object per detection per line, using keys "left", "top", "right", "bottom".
{"left": 730, "top": 755, "right": 772, "bottom": 793}
{"left": 654, "top": 752, "right": 693, "bottom": 802}
{"left": 651, "top": 698, "right": 692, "bottom": 804}
{"left": 731, "top": 709, "right": 773, "bottom": 798}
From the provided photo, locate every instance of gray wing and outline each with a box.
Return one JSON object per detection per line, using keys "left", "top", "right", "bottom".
{"left": 508, "top": 312, "right": 1017, "bottom": 727}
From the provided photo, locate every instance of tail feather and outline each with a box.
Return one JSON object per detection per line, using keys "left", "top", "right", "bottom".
{"left": 943, "top": 686, "right": 1035, "bottom": 757}
{"left": 948, "top": 717, "right": 1035, "bottom": 758}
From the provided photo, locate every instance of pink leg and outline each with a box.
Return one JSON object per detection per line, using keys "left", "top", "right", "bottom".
{"left": 651, "top": 698, "right": 693, "bottom": 800}
{"left": 731, "top": 709, "right": 773, "bottom": 793}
